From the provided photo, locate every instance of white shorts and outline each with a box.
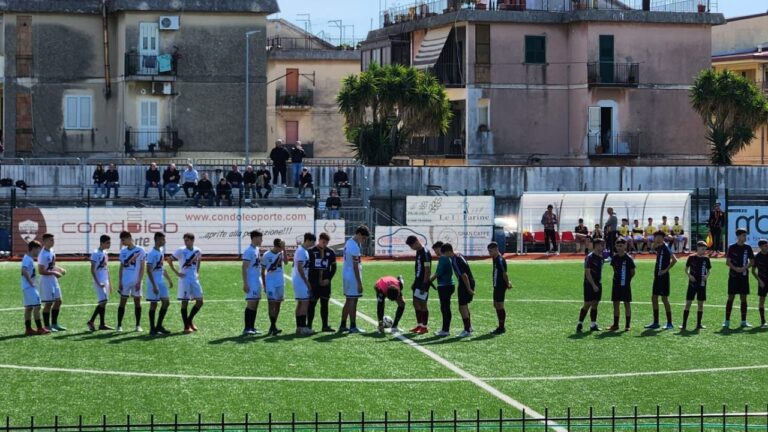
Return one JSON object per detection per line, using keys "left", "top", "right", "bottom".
{"left": 93, "top": 281, "right": 110, "bottom": 303}
{"left": 293, "top": 277, "right": 310, "bottom": 300}
{"left": 413, "top": 288, "right": 429, "bottom": 301}
{"left": 343, "top": 277, "right": 363, "bottom": 298}
{"left": 623, "top": 236, "right": 633, "bottom": 242}
{"left": 675, "top": 235, "right": 686, "bottom": 242}
{"left": 266, "top": 284, "right": 285, "bottom": 302}
{"left": 119, "top": 278, "right": 142, "bottom": 298}
{"left": 633, "top": 236, "right": 644, "bottom": 243}
{"left": 186, "top": 279, "right": 203, "bottom": 299}
{"left": 245, "top": 281, "right": 262, "bottom": 301}
{"left": 646, "top": 236, "right": 654, "bottom": 243}
{"left": 146, "top": 279, "right": 169, "bottom": 302}
{"left": 39, "top": 277, "right": 61, "bottom": 303}
{"left": 23, "top": 288, "right": 41, "bottom": 307}
{"left": 176, "top": 279, "right": 188, "bottom": 301}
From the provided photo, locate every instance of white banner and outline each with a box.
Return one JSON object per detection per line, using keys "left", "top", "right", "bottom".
{"left": 727, "top": 206, "right": 768, "bottom": 248}
{"left": 13, "top": 208, "right": 343, "bottom": 255}
{"left": 375, "top": 225, "right": 493, "bottom": 257}
{"left": 406, "top": 196, "right": 495, "bottom": 226}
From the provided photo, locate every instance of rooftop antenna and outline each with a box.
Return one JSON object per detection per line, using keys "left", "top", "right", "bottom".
{"left": 328, "top": 19, "right": 343, "bottom": 46}
{"left": 343, "top": 24, "right": 355, "bottom": 46}
{"left": 296, "top": 13, "right": 311, "bottom": 34}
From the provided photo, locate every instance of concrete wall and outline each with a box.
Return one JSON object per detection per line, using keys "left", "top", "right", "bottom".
{"left": 712, "top": 14, "right": 768, "bottom": 55}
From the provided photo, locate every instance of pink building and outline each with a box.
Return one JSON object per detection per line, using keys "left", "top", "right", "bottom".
{"left": 361, "top": 0, "right": 724, "bottom": 166}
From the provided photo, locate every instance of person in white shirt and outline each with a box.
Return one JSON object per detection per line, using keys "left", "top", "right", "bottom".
{"left": 241, "top": 230, "right": 264, "bottom": 336}
{"left": 261, "top": 238, "right": 286, "bottom": 336}
{"left": 87, "top": 235, "right": 114, "bottom": 331}
{"left": 340, "top": 225, "right": 370, "bottom": 334}
{"left": 117, "top": 231, "right": 146, "bottom": 332}
{"left": 145, "top": 232, "right": 173, "bottom": 336}
{"left": 168, "top": 233, "right": 204, "bottom": 334}
{"left": 38, "top": 233, "right": 67, "bottom": 331}
{"left": 21, "top": 240, "right": 48, "bottom": 336}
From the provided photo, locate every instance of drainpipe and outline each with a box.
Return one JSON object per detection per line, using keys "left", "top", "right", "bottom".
{"left": 762, "top": 125, "right": 765, "bottom": 165}
{"left": 102, "top": 0, "right": 112, "bottom": 98}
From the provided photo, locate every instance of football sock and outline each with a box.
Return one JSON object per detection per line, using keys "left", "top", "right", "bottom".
{"left": 423, "top": 310, "right": 429, "bottom": 326}
{"left": 157, "top": 306, "right": 168, "bottom": 328}
{"left": 340, "top": 318, "right": 347, "bottom": 328}
{"left": 90, "top": 306, "right": 100, "bottom": 323}
{"left": 696, "top": 311, "right": 703, "bottom": 327}
{"left": 269, "top": 314, "right": 277, "bottom": 330}
{"left": 760, "top": 307, "right": 766, "bottom": 324}
{"left": 625, "top": 315, "right": 631, "bottom": 329}
{"left": 320, "top": 298, "right": 329, "bottom": 328}
{"left": 665, "top": 309, "right": 673, "bottom": 325}
{"left": 376, "top": 301, "right": 385, "bottom": 323}
{"left": 725, "top": 299, "right": 733, "bottom": 320}
{"left": 181, "top": 308, "right": 189, "bottom": 327}
{"left": 188, "top": 304, "right": 202, "bottom": 324}
{"left": 350, "top": 317, "right": 357, "bottom": 329}
{"left": 440, "top": 296, "right": 451, "bottom": 332}
{"left": 394, "top": 305, "right": 405, "bottom": 328}
{"left": 99, "top": 305, "right": 106, "bottom": 326}
{"left": 51, "top": 308, "right": 59, "bottom": 325}
{"left": 307, "top": 300, "right": 317, "bottom": 329}
{"left": 295, "top": 315, "right": 301, "bottom": 328}
{"left": 613, "top": 315, "right": 619, "bottom": 328}
{"left": 589, "top": 307, "right": 598, "bottom": 323}
{"left": 149, "top": 308, "right": 156, "bottom": 331}
{"left": 652, "top": 308, "right": 659, "bottom": 324}
{"left": 134, "top": 306, "right": 142, "bottom": 326}
{"left": 578, "top": 307, "right": 588, "bottom": 323}
{"left": 741, "top": 301, "right": 748, "bottom": 321}
{"left": 415, "top": 310, "right": 423, "bottom": 325}
{"left": 25, "top": 320, "right": 31, "bottom": 330}
{"left": 244, "top": 308, "right": 251, "bottom": 330}
{"left": 117, "top": 306, "right": 125, "bottom": 326}
{"left": 35, "top": 319, "right": 43, "bottom": 329}
{"left": 682, "top": 310, "right": 690, "bottom": 328}
{"left": 496, "top": 308, "right": 506, "bottom": 328}
{"left": 462, "top": 317, "right": 471, "bottom": 332}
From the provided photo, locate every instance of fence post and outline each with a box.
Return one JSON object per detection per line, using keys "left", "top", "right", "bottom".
{"left": 745, "top": 404, "right": 749, "bottom": 432}
{"left": 700, "top": 405, "right": 704, "bottom": 432}
{"left": 408, "top": 411, "right": 411, "bottom": 432}
{"left": 315, "top": 412, "right": 319, "bottom": 432}
{"left": 431, "top": 410, "right": 434, "bottom": 432}
{"left": 611, "top": 406, "right": 615, "bottom": 432}
{"left": 198, "top": 413, "right": 201, "bottom": 432}
{"left": 361, "top": 411, "right": 365, "bottom": 432}
{"left": 338, "top": 412, "right": 341, "bottom": 432}
{"left": 174, "top": 413, "right": 178, "bottom": 432}
{"left": 723, "top": 404, "right": 726, "bottom": 432}
{"left": 384, "top": 411, "right": 388, "bottom": 432}
{"left": 499, "top": 409, "right": 502, "bottom": 432}
{"left": 103, "top": 414, "right": 107, "bottom": 432}
{"left": 269, "top": 412, "right": 273, "bottom": 432}
{"left": 679, "top": 405, "right": 682, "bottom": 432}
{"left": 221, "top": 413, "right": 225, "bottom": 432}
{"left": 292, "top": 412, "right": 295, "bottom": 432}
{"left": 54, "top": 415, "right": 58, "bottom": 432}
{"left": 544, "top": 408, "right": 548, "bottom": 432}
{"left": 127, "top": 414, "right": 131, "bottom": 432}
{"left": 656, "top": 405, "right": 660, "bottom": 432}
{"left": 78, "top": 415, "right": 83, "bottom": 432}
{"left": 245, "top": 413, "right": 249, "bottom": 432}
{"left": 151, "top": 414, "right": 154, "bottom": 432}
{"left": 476, "top": 409, "right": 480, "bottom": 432}
{"left": 30, "top": 416, "right": 33, "bottom": 432}
{"left": 454, "top": 409, "right": 457, "bottom": 432}
{"left": 523, "top": 408, "right": 526, "bottom": 432}
{"left": 634, "top": 406, "right": 638, "bottom": 432}
{"left": 567, "top": 407, "right": 571, "bottom": 431}
{"left": 589, "top": 406, "right": 593, "bottom": 432}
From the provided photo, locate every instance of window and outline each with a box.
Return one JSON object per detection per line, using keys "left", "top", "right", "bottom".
{"left": 64, "top": 95, "right": 92, "bottom": 130}
{"left": 525, "top": 36, "right": 546, "bottom": 64}
{"left": 476, "top": 25, "right": 491, "bottom": 65}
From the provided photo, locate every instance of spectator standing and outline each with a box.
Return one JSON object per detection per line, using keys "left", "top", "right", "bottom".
{"left": 255, "top": 162, "right": 272, "bottom": 199}
{"left": 104, "top": 163, "right": 120, "bottom": 198}
{"left": 216, "top": 177, "right": 233, "bottom": 206}
{"left": 290, "top": 141, "right": 306, "bottom": 187}
{"left": 540, "top": 204, "right": 558, "bottom": 256}
{"left": 708, "top": 202, "right": 725, "bottom": 257}
{"left": 181, "top": 163, "right": 199, "bottom": 198}
{"left": 604, "top": 207, "right": 618, "bottom": 254}
{"left": 162, "top": 163, "right": 181, "bottom": 198}
{"left": 194, "top": 173, "right": 215, "bottom": 207}
{"left": 143, "top": 162, "right": 162, "bottom": 199}
{"left": 326, "top": 189, "right": 342, "bottom": 219}
{"left": 269, "top": 139, "right": 290, "bottom": 186}
{"left": 333, "top": 167, "right": 352, "bottom": 198}
{"left": 298, "top": 168, "right": 313, "bottom": 198}
{"left": 226, "top": 164, "right": 244, "bottom": 200}
{"left": 92, "top": 163, "right": 106, "bottom": 198}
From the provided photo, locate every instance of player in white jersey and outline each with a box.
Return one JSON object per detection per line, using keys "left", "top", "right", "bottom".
{"left": 38, "top": 233, "right": 67, "bottom": 331}
{"left": 22, "top": 240, "right": 49, "bottom": 336}
{"left": 168, "top": 233, "right": 204, "bottom": 334}
{"left": 261, "top": 238, "right": 285, "bottom": 336}
{"left": 87, "top": 235, "right": 114, "bottom": 332}
{"left": 117, "top": 231, "right": 146, "bottom": 332}
{"left": 340, "top": 225, "right": 370, "bottom": 334}
{"left": 292, "top": 233, "right": 316, "bottom": 335}
{"left": 241, "top": 230, "right": 264, "bottom": 336}
{"left": 146, "top": 232, "right": 173, "bottom": 336}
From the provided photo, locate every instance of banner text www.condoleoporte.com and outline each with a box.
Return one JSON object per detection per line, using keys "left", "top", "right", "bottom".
{"left": 184, "top": 212, "right": 308, "bottom": 223}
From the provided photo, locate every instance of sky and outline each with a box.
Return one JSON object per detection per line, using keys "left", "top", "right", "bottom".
{"left": 270, "top": 0, "right": 768, "bottom": 42}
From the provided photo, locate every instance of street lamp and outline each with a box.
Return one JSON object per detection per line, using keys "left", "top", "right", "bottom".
{"left": 244, "top": 29, "right": 261, "bottom": 165}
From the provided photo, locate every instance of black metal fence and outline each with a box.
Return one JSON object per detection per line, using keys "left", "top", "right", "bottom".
{"left": 399, "top": 136, "right": 465, "bottom": 158}
{"left": 2, "top": 405, "right": 767, "bottom": 431}
{"left": 125, "top": 53, "right": 177, "bottom": 77}
{"left": 587, "top": 132, "right": 641, "bottom": 157}
{"left": 124, "top": 128, "right": 181, "bottom": 154}
{"left": 430, "top": 63, "right": 465, "bottom": 87}
{"left": 275, "top": 90, "right": 314, "bottom": 108}
{"left": 587, "top": 62, "right": 640, "bottom": 87}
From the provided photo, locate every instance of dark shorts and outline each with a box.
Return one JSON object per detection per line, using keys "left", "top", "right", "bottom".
{"left": 611, "top": 284, "right": 632, "bottom": 303}
{"left": 583, "top": 282, "right": 602, "bottom": 303}
{"left": 759, "top": 280, "right": 768, "bottom": 298}
{"left": 686, "top": 283, "right": 707, "bottom": 302}
{"left": 457, "top": 283, "right": 474, "bottom": 306}
{"left": 728, "top": 277, "right": 750, "bottom": 296}
{"left": 310, "top": 284, "right": 331, "bottom": 300}
{"left": 493, "top": 286, "right": 507, "bottom": 303}
{"left": 652, "top": 274, "right": 670, "bottom": 297}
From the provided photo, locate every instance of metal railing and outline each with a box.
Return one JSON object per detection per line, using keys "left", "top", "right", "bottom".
{"left": 587, "top": 132, "right": 642, "bottom": 157}
{"left": 275, "top": 89, "right": 314, "bottom": 108}
{"left": 1, "top": 405, "right": 766, "bottom": 431}
{"left": 587, "top": 62, "right": 640, "bottom": 86}
{"left": 398, "top": 136, "right": 465, "bottom": 158}
{"left": 124, "top": 128, "right": 181, "bottom": 153}
{"left": 430, "top": 62, "right": 465, "bottom": 87}
{"left": 267, "top": 36, "right": 361, "bottom": 51}
{"left": 124, "top": 53, "right": 177, "bottom": 77}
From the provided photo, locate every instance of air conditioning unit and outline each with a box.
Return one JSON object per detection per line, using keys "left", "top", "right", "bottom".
{"left": 159, "top": 16, "right": 180, "bottom": 30}
{"left": 152, "top": 82, "right": 173, "bottom": 95}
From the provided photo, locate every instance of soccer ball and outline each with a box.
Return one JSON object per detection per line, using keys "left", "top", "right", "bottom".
{"left": 382, "top": 316, "right": 394, "bottom": 328}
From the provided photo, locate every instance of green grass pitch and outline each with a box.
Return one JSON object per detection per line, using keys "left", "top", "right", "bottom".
{"left": 0, "top": 258, "right": 767, "bottom": 428}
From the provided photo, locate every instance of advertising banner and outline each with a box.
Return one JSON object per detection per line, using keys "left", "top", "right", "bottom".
{"left": 727, "top": 206, "right": 768, "bottom": 248}
{"left": 406, "top": 196, "right": 494, "bottom": 226}
{"left": 375, "top": 225, "right": 493, "bottom": 257}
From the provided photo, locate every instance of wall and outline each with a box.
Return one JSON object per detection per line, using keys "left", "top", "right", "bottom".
{"left": 712, "top": 14, "right": 768, "bottom": 55}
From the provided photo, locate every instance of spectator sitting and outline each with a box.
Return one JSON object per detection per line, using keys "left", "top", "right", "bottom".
{"left": 194, "top": 173, "right": 215, "bottom": 207}
{"left": 243, "top": 165, "right": 257, "bottom": 201}
{"left": 92, "top": 163, "right": 106, "bottom": 198}
{"left": 162, "top": 163, "right": 181, "bottom": 198}
{"left": 255, "top": 162, "right": 272, "bottom": 199}
{"left": 226, "top": 164, "right": 244, "bottom": 199}
{"left": 143, "top": 162, "right": 162, "bottom": 199}
{"left": 104, "top": 163, "right": 120, "bottom": 198}
{"left": 591, "top": 224, "right": 603, "bottom": 240}
{"left": 291, "top": 141, "right": 306, "bottom": 187}
{"left": 182, "top": 163, "right": 199, "bottom": 198}
{"left": 333, "top": 167, "right": 352, "bottom": 198}
{"left": 298, "top": 167, "right": 313, "bottom": 198}
{"left": 216, "top": 177, "right": 233, "bottom": 206}
{"left": 325, "top": 188, "right": 342, "bottom": 220}
{"left": 574, "top": 218, "right": 589, "bottom": 254}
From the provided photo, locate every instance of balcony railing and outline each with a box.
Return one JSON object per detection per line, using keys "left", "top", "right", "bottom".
{"left": 398, "top": 135, "right": 465, "bottom": 158}
{"left": 267, "top": 37, "right": 361, "bottom": 51}
{"left": 587, "top": 132, "right": 641, "bottom": 157}
{"left": 429, "top": 62, "right": 465, "bottom": 87}
{"left": 276, "top": 90, "right": 314, "bottom": 108}
{"left": 124, "top": 128, "right": 181, "bottom": 153}
{"left": 125, "top": 53, "right": 177, "bottom": 77}
{"left": 587, "top": 62, "right": 640, "bottom": 87}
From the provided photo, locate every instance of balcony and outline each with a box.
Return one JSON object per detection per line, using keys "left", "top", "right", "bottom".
{"left": 587, "top": 132, "right": 641, "bottom": 158}
{"left": 398, "top": 135, "right": 465, "bottom": 158}
{"left": 125, "top": 53, "right": 177, "bottom": 80}
{"left": 276, "top": 90, "right": 314, "bottom": 110}
{"left": 124, "top": 128, "right": 181, "bottom": 154}
{"left": 429, "top": 63, "right": 465, "bottom": 87}
{"left": 587, "top": 62, "right": 640, "bottom": 87}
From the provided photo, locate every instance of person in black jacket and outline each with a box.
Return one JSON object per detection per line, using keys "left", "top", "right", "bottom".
{"left": 216, "top": 177, "right": 233, "bottom": 207}
{"left": 226, "top": 164, "right": 243, "bottom": 199}
{"left": 243, "top": 165, "right": 257, "bottom": 200}
{"left": 325, "top": 189, "right": 342, "bottom": 219}
{"left": 194, "top": 173, "right": 215, "bottom": 207}
{"left": 92, "top": 163, "right": 106, "bottom": 198}
{"left": 255, "top": 162, "right": 272, "bottom": 199}
{"left": 333, "top": 167, "right": 352, "bottom": 198}
{"left": 143, "top": 162, "right": 163, "bottom": 199}
{"left": 307, "top": 233, "right": 337, "bottom": 332}
{"left": 290, "top": 141, "right": 306, "bottom": 187}
{"left": 104, "top": 163, "right": 120, "bottom": 198}
{"left": 162, "top": 163, "right": 181, "bottom": 198}
{"left": 298, "top": 168, "right": 313, "bottom": 198}
{"left": 269, "top": 139, "right": 290, "bottom": 186}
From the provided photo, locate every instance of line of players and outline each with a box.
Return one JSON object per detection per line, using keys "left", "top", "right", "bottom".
{"left": 578, "top": 228, "right": 768, "bottom": 333}
{"left": 18, "top": 227, "right": 514, "bottom": 338}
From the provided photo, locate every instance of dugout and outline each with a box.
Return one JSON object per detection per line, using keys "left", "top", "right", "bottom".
{"left": 518, "top": 192, "right": 691, "bottom": 253}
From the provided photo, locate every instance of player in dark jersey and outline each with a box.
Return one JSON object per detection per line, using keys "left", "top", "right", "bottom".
{"left": 441, "top": 243, "right": 475, "bottom": 338}
{"left": 307, "top": 233, "right": 337, "bottom": 332}
{"left": 751, "top": 239, "right": 768, "bottom": 327}
{"left": 609, "top": 238, "right": 635, "bottom": 331}
{"left": 577, "top": 238, "right": 604, "bottom": 332}
{"left": 488, "top": 242, "right": 511, "bottom": 334}
{"left": 724, "top": 228, "right": 755, "bottom": 328}
{"left": 645, "top": 231, "right": 677, "bottom": 330}
{"left": 406, "top": 236, "right": 432, "bottom": 334}
{"left": 682, "top": 241, "right": 711, "bottom": 330}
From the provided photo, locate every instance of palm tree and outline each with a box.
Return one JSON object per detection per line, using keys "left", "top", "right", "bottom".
{"left": 337, "top": 63, "right": 452, "bottom": 165}
{"left": 690, "top": 69, "right": 768, "bottom": 165}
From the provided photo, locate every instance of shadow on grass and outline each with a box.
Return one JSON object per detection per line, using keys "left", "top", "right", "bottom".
{"left": 637, "top": 329, "right": 662, "bottom": 337}
{"left": 595, "top": 330, "right": 625, "bottom": 339}
{"left": 208, "top": 333, "right": 270, "bottom": 345}
{"left": 108, "top": 332, "right": 189, "bottom": 344}
{"left": 0, "top": 333, "right": 34, "bottom": 342}
{"left": 566, "top": 331, "right": 590, "bottom": 340}
{"left": 51, "top": 331, "right": 92, "bottom": 340}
